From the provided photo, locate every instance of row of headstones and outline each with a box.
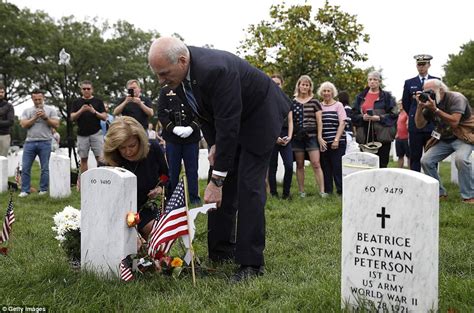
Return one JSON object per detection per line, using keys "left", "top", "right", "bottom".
{"left": 77, "top": 153, "right": 440, "bottom": 312}
{"left": 0, "top": 152, "right": 71, "bottom": 197}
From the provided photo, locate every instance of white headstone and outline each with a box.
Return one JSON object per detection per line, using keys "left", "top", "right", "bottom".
{"left": 0, "top": 156, "right": 8, "bottom": 192}
{"left": 49, "top": 153, "right": 71, "bottom": 198}
{"left": 198, "top": 149, "right": 210, "bottom": 180}
{"left": 342, "top": 168, "right": 439, "bottom": 312}
{"left": 81, "top": 167, "right": 137, "bottom": 277}
{"left": 8, "top": 151, "right": 22, "bottom": 177}
{"left": 342, "top": 152, "right": 379, "bottom": 178}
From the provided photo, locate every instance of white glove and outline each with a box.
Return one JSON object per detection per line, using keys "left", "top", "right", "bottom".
{"left": 173, "top": 126, "right": 186, "bottom": 137}
{"left": 179, "top": 126, "right": 194, "bottom": 138}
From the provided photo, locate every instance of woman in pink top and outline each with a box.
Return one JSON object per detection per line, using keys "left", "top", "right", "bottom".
{"left": 395, "top": 100, "right": 410, "bottom": 168}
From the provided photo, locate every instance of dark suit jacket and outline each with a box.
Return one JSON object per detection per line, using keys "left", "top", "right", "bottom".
{"left": 402, "top": 75, "right": 440, "bottom": 133}
{"left": 183, "top": 46, "right": 291, "bottom": 172}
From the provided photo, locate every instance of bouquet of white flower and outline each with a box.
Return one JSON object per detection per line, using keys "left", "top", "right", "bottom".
{"left": 52, "top": 206, "right": 81, "bottom": 262}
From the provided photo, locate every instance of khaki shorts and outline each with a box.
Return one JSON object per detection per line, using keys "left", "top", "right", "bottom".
{"left": 77, "top": 130, "right": 103, "bottom": 159}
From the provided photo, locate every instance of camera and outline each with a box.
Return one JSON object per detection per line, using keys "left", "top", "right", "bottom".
{"left": 127, "top": 88, "right": 134, "bottom": 97}
{"left": 419, "top": 89, "right": 435, "bottom": 103}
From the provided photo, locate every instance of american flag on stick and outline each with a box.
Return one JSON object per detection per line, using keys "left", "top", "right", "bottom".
{"left": 147, "top": 179, "right": 189, "bottom": 259}
{"left": 0, "top": 195, "right": 15, "bottom": 244}
{"left": 120, "top": 256, "right": 134, "bottom": 282}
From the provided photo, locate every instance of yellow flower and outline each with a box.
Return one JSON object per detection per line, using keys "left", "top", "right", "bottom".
{"left": 170, "top": 257, "right": 183, "bottom": 268}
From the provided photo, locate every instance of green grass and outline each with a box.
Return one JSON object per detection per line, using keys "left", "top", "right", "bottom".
{"left": 0, "top": 162, "right": 472, "bottom": 312}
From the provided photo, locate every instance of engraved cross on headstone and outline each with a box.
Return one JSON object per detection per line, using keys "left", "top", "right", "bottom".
{"left": 376, "top": 206, "right": 390, "bottom": 229}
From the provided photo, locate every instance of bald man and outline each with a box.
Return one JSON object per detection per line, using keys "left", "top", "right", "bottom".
{"left": 149, "top": 37, "right": 291, "bottom": 282}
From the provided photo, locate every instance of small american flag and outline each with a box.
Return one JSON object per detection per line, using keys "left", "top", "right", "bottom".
{"left": 0, "top": 196, "right": 15, "bottom": 244}
{"left": 15, "top": 164, "right": 21, "bottom": 186}
{"left": 147, "top": 179, "right": 189, "bottom": 259}
{"left": 120, "top": 256, "right": 134, "bottom": 282}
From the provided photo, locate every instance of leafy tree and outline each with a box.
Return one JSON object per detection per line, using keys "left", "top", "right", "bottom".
{"left": 443, "top": 41, "right": 474, "bottom": 104}
{"left": 0, "top": 1, "right": 57, "bottom": 105}
{"left": 0, "top": 2, "right": 163, "bottom": 114}
{"left": 238, "top": 1, "right": 370, "bottom": 98}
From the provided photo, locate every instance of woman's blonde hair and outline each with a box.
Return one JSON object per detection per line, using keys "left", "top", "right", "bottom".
{"left": 103, "top": 116, "right": 150, "bottom": 166}
{"left": 293, "top": 75, "right": 314, "bottom": 98}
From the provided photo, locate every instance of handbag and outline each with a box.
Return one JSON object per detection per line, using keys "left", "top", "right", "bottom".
{"left": 452, "top": 115, "right": 474, "bottom": 144}
{"left": 359, "top": 120, "right": 382, "bottom": 154}
{"left": 373, "top": 122, "right": 397, "bottom": 143}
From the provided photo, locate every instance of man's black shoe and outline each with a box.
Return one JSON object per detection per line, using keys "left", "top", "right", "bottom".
{"left": 229, "top": 265, "right": 264, "bottom": 283}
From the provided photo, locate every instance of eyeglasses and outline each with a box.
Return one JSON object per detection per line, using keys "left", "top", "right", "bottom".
{"left": 417, "top": 63, "right": 428, "bottom": 66}
{"left": 82, "top": 88, "right": 91, "bottom": 90}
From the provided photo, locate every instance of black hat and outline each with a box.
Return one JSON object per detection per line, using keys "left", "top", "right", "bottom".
{"left": 414, "top": 54, "right": 433, "bottom": 63}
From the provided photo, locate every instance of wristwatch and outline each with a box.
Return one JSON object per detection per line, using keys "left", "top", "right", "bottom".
{"left": 210, "top": 176, "right": 225, "bottom": 187}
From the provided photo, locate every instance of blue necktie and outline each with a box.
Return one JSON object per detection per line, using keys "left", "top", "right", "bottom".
{"left": 421, "top": 77, "right": 425, "bottom": 88}
{"left": 182, "top": 80, "right": 199, "bottom": 115}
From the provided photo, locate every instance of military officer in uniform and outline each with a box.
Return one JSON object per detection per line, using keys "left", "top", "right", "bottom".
{"left": 157, "top": 86, "right": 201, "bottom": 204}
{"left": 402, "top": 54, "right": 440, "bottom": 171}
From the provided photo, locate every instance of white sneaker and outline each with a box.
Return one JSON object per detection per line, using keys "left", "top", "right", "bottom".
{"left": 39, "top": 191, "right": 48, "bottom": 196}
{"left": 299, "top": 192, "right": 306, "bottom": 198}
{"left": 320, "top": 192, "right": 329, "bottom": 198}
{"left": 19, "top": 192, "right": 29, "bottom": 198}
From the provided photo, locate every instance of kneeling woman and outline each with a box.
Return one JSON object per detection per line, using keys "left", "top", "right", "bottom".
{"left": 103, "top": 116, "right": 168, "bottom": 239}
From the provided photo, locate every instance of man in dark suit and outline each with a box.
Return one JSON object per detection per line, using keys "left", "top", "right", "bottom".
{"left": 402, "top": 54, "right": 440, "bottom": 171}
{"left": 148, "top": 37, "right": 291, "bottom": 282}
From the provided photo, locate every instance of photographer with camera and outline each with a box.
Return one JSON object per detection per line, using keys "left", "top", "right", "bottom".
{"left": 415, "top": 79, "right": 473, "bottom": 204}
{"left": 157, "top": 85, "right": 201, "bottom": 204}
{"left": 114, "top": 79, "right": 153, "bottom": 130}
{"left": 291, "top": 75, "right": 326, "bottom": 198}
{"left": 71, "top": 80, "right": 107, "bottom": 182}
{"left": 402, "top": 54, "right": 440, "bottom": 171}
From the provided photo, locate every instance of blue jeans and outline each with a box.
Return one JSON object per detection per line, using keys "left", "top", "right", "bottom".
{"left": 268, "top": 142, "right": 293, "bottom": 197}
{"left": 421, "top": 139, "right": 473, "bottom": 199}
{"left": 21, "top": 140, "right": 52, "bottom": 193}
{"left": 166, "top": 142, "right": 200, "bottom": 204}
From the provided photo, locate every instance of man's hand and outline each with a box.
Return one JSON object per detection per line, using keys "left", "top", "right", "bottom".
{"left": 208, "top": 145, "right": 216, "bottom": 166}
{"left": 36, "top": 109, "right": 47, "bottom": 120}
{"left": 204, "top": 181, "right": 222, "bottom": 208}
{"left": 416, "top": 93, "right": 437, "bottom": 112}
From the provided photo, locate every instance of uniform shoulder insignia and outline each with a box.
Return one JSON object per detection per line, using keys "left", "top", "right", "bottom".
{"left": 166, "top": 90, "right": 176, "bottom": 96}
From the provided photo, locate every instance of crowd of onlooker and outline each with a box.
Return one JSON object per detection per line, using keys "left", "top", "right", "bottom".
{"left": 0, "top": 52, "right": 471, "bottom": 204}
{"left": 266, "top": 54, "right": 472, "bottom": 204}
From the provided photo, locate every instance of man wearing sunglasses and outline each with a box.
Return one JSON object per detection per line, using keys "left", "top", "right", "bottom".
{"left": 71, "top": 80, "right": 107, "bottom": 183}
{"left": 402, "top": 54, "right": 440, "bottom": 171}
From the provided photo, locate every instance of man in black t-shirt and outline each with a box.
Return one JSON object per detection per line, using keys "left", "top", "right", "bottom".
{"left": 113, "top": 79, "right": 153, "bottom": 129}
{"left": 71, "top": 80, "right": 107, "bottom": 177}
